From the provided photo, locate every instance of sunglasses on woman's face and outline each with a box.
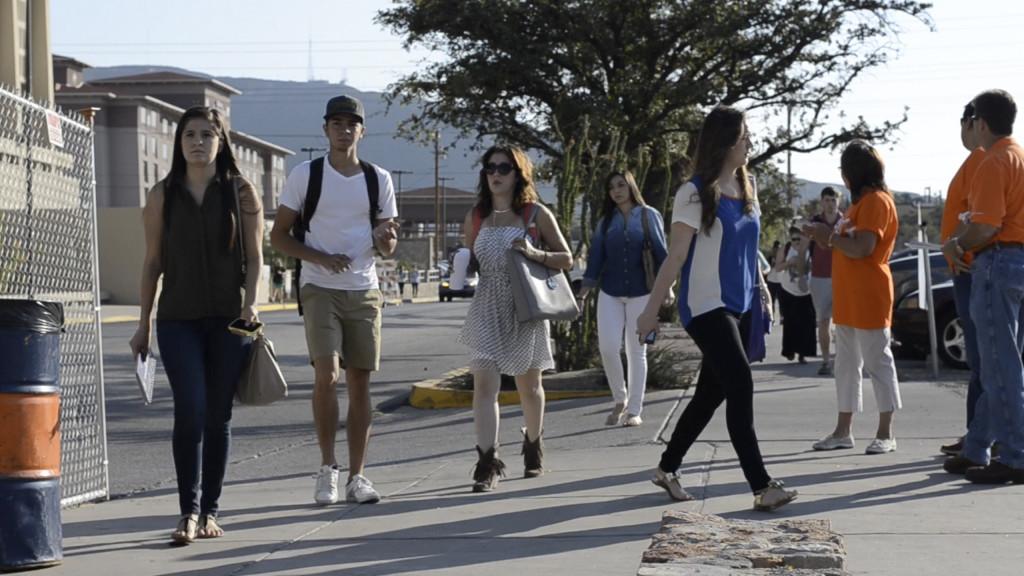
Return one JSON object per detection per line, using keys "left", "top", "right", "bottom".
{"left": 482, "top": 162, "right": 514, "bottom": 176}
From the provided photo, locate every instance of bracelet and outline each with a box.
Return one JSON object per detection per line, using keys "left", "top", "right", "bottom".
{"left": 827, "top": 231, "right": 836, "bottom": 247}
{"left": 542, "top": 251, "right": 548, "bottom": 264}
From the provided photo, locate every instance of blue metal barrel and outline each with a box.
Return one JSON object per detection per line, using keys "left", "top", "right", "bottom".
{"left": 0, "top": 299, "right": 64, "bottom": 571}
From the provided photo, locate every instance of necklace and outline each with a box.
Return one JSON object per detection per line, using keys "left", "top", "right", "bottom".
{"left": 492, "top": 207, "right": 512, "bottom": 214}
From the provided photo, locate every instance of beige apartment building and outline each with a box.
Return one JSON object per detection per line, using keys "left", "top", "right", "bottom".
{"left": 53, "top": 57, "right": 293, "bottom": 304}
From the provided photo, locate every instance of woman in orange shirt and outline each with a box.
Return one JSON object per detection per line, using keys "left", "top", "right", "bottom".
{"left": 803, "top": 140, "right": 902, "bottom": 455}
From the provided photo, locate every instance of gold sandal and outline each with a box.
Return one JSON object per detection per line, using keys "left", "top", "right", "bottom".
{"left": 171, "top": 514, "right": 198, "bottom": 544}
{"left": 198, "top": 514, "right": 224, "bottom": 539}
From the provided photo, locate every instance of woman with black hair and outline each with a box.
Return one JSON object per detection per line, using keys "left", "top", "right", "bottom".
{"left": 636, "top": 105, "right": 797, "bottom": 511}
{"left": 129, "top": 106, "right": 263, "bottom": 543}
{"left": 579, "top": 170, "right": 668, "bottom": 427}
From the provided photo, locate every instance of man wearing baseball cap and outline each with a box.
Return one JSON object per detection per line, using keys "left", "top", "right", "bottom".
{"left": 271, "top": 94, "right": 400, "bottom": 505}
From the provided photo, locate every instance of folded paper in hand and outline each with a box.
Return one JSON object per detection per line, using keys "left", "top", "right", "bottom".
{"left": 136, "top": 353, "right": 156, "bottom": 405}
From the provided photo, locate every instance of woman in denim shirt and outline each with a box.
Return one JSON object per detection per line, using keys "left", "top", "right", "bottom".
{"left": 580, "top": 171, "right": 668, "bottom": 426}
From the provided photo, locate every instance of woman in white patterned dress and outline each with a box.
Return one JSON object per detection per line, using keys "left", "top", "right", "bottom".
{"left": 459, "top": 145, "right": 573, "bottom": 493}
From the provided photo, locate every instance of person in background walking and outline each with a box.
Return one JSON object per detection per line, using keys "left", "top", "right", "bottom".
{"left": 636, "top": 105, "right": 797, "bottom": 511}
{"left": 459, "top": 144, "right": 573, "bottom": 492}
{"left": 410, "top": 268, "right": 420, "bottom": 298}
{"left": 775, "top": 226, "right": 817, "bottom": 364}
{"left": 937, "top": 102, "right": 987, "bottom": 457}
{"left": 764, "top": 239, "right": 783, "bottom": 318}
{"left": 803, "top": 187, "right": 842, "bottom": 375}
{"left": 398, "top": 266, "right": 407, "bottom": 299}
{"left": 942, "top": 89, "right": 1024, "bottom": 484}
{"left": 270, "top": 261, "right": 285, "bottom": 303}
{"left": 579, "top": 170, "right": 669, "bottom": 427}
{"left": 129, "top": 106, "right": 264, "bottom": 544}
{"left": 804, "top": 140, "right": 901, "bottom": 455}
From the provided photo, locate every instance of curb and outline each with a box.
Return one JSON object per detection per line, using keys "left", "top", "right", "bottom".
{"left": 99, "top": 302, "right": 300, "bottom": 324}
{"left": 409, "top": 367, "right": 611, "bottom": 409}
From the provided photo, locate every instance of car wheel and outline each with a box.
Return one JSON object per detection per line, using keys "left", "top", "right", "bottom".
{"left": 937, "top": 307, "right": 969, "bottom": 370}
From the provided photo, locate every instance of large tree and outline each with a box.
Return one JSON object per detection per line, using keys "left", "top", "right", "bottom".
{"left": 378, "top": 0, "right": 931, "bottom": 171}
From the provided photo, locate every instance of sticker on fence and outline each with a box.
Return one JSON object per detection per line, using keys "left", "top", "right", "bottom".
{"left": 45, "top": 110, "right": 65, "bottom": 148}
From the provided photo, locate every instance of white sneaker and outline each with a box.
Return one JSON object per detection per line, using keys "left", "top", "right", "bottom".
{"left": 345, "top": 474, "right": 381, "bottom": 504}
{"left": 622, "top": 414, "right": 643, "bottom": 427}
{"left": 865, "top": 437, "right": 897, "bottom": 454}
{"left": 314, "top": 465, "right": 339, "bottom": 505}
{"left": 812, "top": 434, "right": 855, "bottom": 451}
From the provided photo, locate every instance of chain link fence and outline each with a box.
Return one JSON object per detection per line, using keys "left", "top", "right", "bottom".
{"left": 0, "top": 86, "right": 108, "bottom": 506}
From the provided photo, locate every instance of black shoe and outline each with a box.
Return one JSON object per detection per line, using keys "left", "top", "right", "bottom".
{"left": 965, "top": 461, "right": 1024, "bottom": 485}
{"left": 940, "top": 437, "right": 964, "bottom": 456}
{"left": 521, "top": 427, "right": 544, "bottom": 478}
{"left": 943, "top": 454, "right": 983, "bottom": 475}
{"left": 471, "top": 445, "right": 506, "bottom": 492}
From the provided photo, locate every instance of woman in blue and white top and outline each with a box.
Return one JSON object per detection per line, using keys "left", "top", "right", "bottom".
{"left": 579, "top": 171, "right": 668, "bottom": 427}
{"left": 636, "top": 105, "right": 797, "bottom": 511}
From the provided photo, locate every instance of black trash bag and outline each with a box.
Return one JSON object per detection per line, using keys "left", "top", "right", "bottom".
{"left": 0, "top": 300, "right": 65, "bottom": 334}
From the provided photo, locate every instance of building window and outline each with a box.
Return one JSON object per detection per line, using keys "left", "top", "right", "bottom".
{"left": 161, "top": 119, "right": 169, "bottom": 134}
{"left": 150, "top": 137, "right": 157, "bottom": 156}
{"left": 140, "top": 134, "right": 147, "bottom": 155}
{"left": 161, "top": 143, "right": 168, "bottom": 159}
{"left": 143, "top": 161, "right": 149, "bottom": 184}
{"left": 139, "top": 108, "right": 146, "bottom": 125}
{"left": 153, "top": 163, "right": 159, "bottom": 183}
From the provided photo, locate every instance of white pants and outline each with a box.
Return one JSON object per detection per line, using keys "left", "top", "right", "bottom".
{"left": 597, "top": 290, "right": 650, "bottom": 417}
{"left": 833, "top": 325, "right": 902, "bottom": 413}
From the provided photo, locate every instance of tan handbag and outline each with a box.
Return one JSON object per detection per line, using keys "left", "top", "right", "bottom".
{"left": 236, "top": 332, "right": 288, "bottom": 405}
{"left": 639, "top": 206, "right": 656, "bottom": 291}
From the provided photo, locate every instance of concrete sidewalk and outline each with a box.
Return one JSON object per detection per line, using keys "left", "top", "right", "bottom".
{"left": 99, "top": 296, "right": 439, "bottom": 324}
{"left": 51, "top": 348, "right": 1023, "bottom": 575}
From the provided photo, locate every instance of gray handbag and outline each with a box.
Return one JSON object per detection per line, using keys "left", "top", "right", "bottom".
{"left": 506, "top": 206, "right": 580, "bottom": 322}
{"left": 237, "top": 331, "right": 288, "bottom": 405}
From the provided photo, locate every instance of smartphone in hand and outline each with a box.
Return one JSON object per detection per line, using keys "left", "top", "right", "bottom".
{"left": 228, "top": 318, "right": 263, "bottom": 337}
{"left": 642, "top": 331, "right": 657, "bottom": 345}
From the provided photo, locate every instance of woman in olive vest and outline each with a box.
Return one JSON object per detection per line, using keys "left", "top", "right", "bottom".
{"left": 129, "top": 106, "right": 263, "bottom": 544}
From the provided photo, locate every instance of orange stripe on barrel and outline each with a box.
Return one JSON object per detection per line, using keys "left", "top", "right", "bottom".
{"left": 0, "top": 394, "right": 61, "bottom": 478}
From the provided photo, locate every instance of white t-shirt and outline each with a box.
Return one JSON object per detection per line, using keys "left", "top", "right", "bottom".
{"left": 279, "top": 157, "right": 398, "bottom": 291}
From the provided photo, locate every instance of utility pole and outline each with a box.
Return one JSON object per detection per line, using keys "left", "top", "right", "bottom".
{"left": 392, "top": 169, "right": 413, "bottom": 233}
{"left": 433, "top": 131, "right": 441, "bottom": 263}
{"left": 439, "top": 176, "right": 454, "bottom": 258}
{"left": 301, "top": 146, "right": 326, "bottom": 161}
{"left": 786, "top": 102, "right": 794, "bottom": 207}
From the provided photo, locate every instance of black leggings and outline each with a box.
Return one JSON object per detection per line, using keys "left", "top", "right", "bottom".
{"left": 658, "top": 307, "right": 771, "bottom": 493}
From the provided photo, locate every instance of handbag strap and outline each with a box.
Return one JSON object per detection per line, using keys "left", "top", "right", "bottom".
{"left": 522, "top": 203, "right": 541, "bottom": 243}
{"left": 231, "top": 176, "right": 247, "bottom": 283}
{"left": 639, "top": 206, "right": 652, "bottom": 250}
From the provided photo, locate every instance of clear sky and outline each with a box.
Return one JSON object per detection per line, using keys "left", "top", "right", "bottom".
{"left": 51, "top": 0, "right": 1024, "bottom": 197}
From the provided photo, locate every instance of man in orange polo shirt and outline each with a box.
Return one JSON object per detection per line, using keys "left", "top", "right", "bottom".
{"left": 937, "top": 103, "right": 987, "bottom": 457}
{"left": 941, "top": 89, "right": 1024, "bottom": 484}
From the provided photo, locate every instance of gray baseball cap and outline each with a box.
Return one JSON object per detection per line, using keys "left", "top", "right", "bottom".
{"left": 323, "top": 95, "right": 365, "bottom": 123}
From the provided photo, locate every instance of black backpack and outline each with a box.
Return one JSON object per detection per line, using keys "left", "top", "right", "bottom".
{"left": 291, "top": 156, "right": 381, "bottom": 315}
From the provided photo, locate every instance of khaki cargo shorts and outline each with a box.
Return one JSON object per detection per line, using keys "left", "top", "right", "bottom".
{"left": 300, "top": 283, "right": 383, "bottom": 371}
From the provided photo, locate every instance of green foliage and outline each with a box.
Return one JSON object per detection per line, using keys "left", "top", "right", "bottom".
{"left": 379, "top": 0, "right": 932, "bottom": 369}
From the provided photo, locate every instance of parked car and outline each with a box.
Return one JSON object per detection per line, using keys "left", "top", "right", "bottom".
{"left": 888, "top": 250, "right": 966, "bottom": 369}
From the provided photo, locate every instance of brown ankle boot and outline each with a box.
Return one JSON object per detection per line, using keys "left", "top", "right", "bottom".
{"left": 472, "top": 446, "right": 506, "bottom": 492}
{"left": 521, "top": 428, "right": 544, "bottom": 478}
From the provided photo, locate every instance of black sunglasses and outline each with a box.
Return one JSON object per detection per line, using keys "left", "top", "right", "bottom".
{"left": 482, "top": 162, "right": 514, "bottom": 176}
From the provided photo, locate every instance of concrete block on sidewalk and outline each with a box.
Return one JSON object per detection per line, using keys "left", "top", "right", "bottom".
{"left": 638, "top": 510, "right": 847, "bottom": 575}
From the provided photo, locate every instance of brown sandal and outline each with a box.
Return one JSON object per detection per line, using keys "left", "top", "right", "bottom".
{"left": 171, "top": 514, "right": 198, "bottom": 544}
{"left": 197, "top": 514, "right": 224, "bottom": 539}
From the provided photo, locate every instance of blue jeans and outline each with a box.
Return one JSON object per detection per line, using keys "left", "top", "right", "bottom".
{"left": 157, "top": 317, "right": 250, "bottom": 516}
{"left": 962, "top": 248, "right": 1024, "bottom": 469}
{"left": 952, "top": 273, "right": 983, "bottom": 428}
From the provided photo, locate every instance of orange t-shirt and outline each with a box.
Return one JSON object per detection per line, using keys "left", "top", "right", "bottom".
{"left": 968, "top": 137, "right": 1024, "bottom": 245}
{"left": 832, "top": 190, "right": 899, "bottom": 329}
{"left": 941, "top": 148, "right": 986, "bottom": 269}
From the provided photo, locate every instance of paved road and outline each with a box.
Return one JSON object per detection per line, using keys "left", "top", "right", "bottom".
{"left": 100, "top": 301, "right": 476, "bottom": 497}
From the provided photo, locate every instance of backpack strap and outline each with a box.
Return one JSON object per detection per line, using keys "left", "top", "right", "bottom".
{"left": 360, "top": 160, "right": 380, "bottom": 227}
{"left": 299, "top": 157, "right": 325, "bottom": 236}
